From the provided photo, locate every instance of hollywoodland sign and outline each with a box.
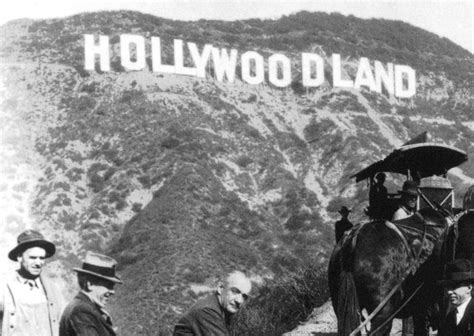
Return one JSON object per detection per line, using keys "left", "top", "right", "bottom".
{"left": 84, "top": 34, "right": 416, "bottom": 98}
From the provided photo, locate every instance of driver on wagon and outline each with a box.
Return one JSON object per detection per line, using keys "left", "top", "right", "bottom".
{"left": 393, "top": 181, "right": 418, "bottom": 221}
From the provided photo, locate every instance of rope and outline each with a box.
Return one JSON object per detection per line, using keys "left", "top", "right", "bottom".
{"left": 368, "top": 282, "right": 425, "bottom": 335}
{"left": 349, "top": 281, "right": 403, "bottom": 336}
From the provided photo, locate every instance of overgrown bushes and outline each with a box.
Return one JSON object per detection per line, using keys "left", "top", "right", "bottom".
{"left": 231, "top": 264, "right": 329, "bottom": 336}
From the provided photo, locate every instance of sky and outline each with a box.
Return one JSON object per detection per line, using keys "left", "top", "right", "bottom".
{"left": 0, "top": 0, "right": 472, "bottom": 53}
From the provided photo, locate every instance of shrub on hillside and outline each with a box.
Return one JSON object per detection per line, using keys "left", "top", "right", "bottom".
{"left": 236, "top": 155, "right": 253, "bottom": 168}
{"left": 87, "top": 163, "right": 114, "bottom": 192}
{"left": 231, "top": 264, "right": 329, "bottom": 336}
{"left": 327, "top": 196, "right": 354, "bottom": 213}
{"left": 303, "top": 118, "right": 336, "bottom": 143}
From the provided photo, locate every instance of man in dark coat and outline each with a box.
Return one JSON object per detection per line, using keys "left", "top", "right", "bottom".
{"left": 173, "top": 271, "right": 252, "bottom": 336}
{"left": 369, "top": 172, "right": 388, "bottom": 219}
{"left": 59, "top": 251, "right": 123, "bottom": 336}
{"left": 438, "top": 259, "right": 474, "bottom": 336}
{"left": 335, "top": 206, "right": 353, "bottom": 243}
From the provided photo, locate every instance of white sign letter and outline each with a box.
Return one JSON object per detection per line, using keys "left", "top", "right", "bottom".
{"left": 188, "top": 42, "right": 213, "bottom": 78}
{"left": 151, "top": 37, "right": 175, "bottom": 74}
{"left": 174, "top": 39, "right": 196, "bottom": 76}
{"left": 268, "top": 54, "right": 291, "bottom": 87}
{"left": 120, "top": 34, "right": 146, "bottom": 71}
{"left": 332, "top": 53, "right": 353, "bottom": 88}
{"left": 84, "top": 34, "right": 110, "bottom": 71}
{"left": 241, "top": 51, "right": 264, "bottom": 85}
{"left": 211, "top": 48, "right": 238, "bottom": 82}
{"left": 354, "top": 57, "right": 376, "bottom": 91}
{"left": 374, "top": 61, "right": 395, "bottom": 95}
{"left": 395, "top": 65, "right": 416, "bottom": 98}
{"left": 302, "top": 53, "right": 324, "bottom": 87}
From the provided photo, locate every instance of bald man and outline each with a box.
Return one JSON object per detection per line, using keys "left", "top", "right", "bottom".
{"left": 173, "top": 271, "right": 252, "bottom": 336}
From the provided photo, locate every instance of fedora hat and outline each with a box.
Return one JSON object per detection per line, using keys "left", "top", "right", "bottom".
{"left": 399, "top": 180, "right": 418, "bottom": 197}
{"left": 441, "top": 259, "right": 474, "bottom": 284}
{"left": 338, "top": 206, "right": 352, "bottom": 215}
{"left": 8, "top": 230, "right": 56, "bottom": 261}
{"left": 74, "top": 251, "right": 123, "bottom": 284}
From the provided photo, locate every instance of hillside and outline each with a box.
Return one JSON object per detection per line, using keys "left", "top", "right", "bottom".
{"left": 0, "top": 10, "right": 473, "bottom": 335}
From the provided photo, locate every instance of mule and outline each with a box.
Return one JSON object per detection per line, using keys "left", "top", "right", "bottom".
{"left": 449, "top": 210, "right": 474, "bottom": 264}
{"left": 328, "top": 208, "right": 450, "bottom": 336}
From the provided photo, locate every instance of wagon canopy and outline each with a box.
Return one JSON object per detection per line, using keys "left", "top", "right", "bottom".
{"left": 351, "top": 133, "right": 468, "bottom": 182}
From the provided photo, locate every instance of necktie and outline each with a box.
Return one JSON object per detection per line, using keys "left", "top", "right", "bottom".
{"left": 100, "top": 307, "right": 113, "bottom": 325}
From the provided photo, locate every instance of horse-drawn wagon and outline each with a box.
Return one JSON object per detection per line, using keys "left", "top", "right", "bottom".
{"left": 329, "top": 132, "right": 472, "bottom": 336}
{"left": 352, "top": 131, "right": 468, "bottom": 220}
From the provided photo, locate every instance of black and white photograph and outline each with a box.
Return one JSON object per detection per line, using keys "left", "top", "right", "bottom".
{"left": 0, "top": 0, "right": 473, "bottom": 335}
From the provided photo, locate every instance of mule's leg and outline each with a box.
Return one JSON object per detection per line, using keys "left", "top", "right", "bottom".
{"left": 412, "top": 314, "right": 430, "bottom": 336}
{"left": 368, "top": 309, "right": 393, "bottom": 336}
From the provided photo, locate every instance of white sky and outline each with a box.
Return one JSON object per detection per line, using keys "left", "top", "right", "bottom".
{"left": 0, "top": 0, "right": 473, "bottom": 53}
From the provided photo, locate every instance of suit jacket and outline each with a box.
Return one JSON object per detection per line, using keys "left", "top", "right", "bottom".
{"left": 173, "top": 293, "right": 230, "bottom": 336}
{"left": 59, "top": 292, "right": 116, "bottom": 336}
{"left": 438, "top": 298, "right": 474, "bottom": 336}
{"left": 0, "top": 272, "right": 63, "bottom": 336}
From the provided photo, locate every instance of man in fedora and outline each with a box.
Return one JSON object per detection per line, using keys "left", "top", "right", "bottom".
{"left": 0, "top": 230, "right": 63, "bottom": 336}
{"left": 391, "top": 181, "right": 420, "bottom": 335}
{"left": 437, "top": 259, "right": 474, "bottom": 336}
{"left": 173, "top": 271, "right": 252, "bottom": 336}
{"left": 335, "top": 206, "right": 353, "bottom": 243}
{"left": 392, "top": 180, "right": 418, "bottom": 221}
{"left": 59, "top": 251, "right": 123, "bottom": 336}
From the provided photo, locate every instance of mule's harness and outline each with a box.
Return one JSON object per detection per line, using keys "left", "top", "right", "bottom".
{"left": 349, "top": 188, "right": 465, "bottom": 336}
{"left": 349, "top": 215, "right": 430, "bottom": 336}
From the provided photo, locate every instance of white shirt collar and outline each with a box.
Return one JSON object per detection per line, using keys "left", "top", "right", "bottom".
{"left": 456, "top": 296, "right": 472, "bottom": 324}
{"left": 16, "top": 272, "right": 41, "bottom": 288}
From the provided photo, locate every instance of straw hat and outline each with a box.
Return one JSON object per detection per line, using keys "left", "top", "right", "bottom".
{"left": 73, "top": 251, "right": 123, "bottom": 284}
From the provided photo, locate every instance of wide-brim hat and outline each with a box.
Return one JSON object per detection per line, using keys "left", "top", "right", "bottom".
{"left": 8, "top": 230, "right": 56, "bottom": 261}
{"left": 399, "top": 180, "right": 418, "bottom": 197}
{"left": 338, "top": 206, "right": 352, "bottom": 215}
{"left": 73, "top": 251, "right": 123, "bottom": 284}
{"left": 440, "top": 259, "right": 474, "bottom": 285}
{"left": 375, "top": 172, "right": 386, "bottom": 181}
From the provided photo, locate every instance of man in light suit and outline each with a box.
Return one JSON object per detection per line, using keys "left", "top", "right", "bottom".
{"left": 0, "top": 230, "right": 63, "bottom": 336}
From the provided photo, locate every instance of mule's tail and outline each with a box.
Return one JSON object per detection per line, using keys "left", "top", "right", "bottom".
{"left": 336, "top": 270, "right": 361, "bottom": 336}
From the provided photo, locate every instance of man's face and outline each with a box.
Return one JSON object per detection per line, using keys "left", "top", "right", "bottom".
{"left": 18, "top": 246, "right": 46, "bottom": 278}
{"left": 218, "top": 273, "right": 252, "bottom": 314}
{"left": 404, "top": 194, "right": 417, "bottom": 210}
{"left": 89, "top": 277, "right": 116, "bottom": 307}
{"left": 446, "top": 282, "right": 472, "bottom": 307}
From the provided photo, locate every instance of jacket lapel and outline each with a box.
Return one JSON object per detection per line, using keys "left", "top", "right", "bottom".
{"left": 77, "top": 292, "right": 116, "bottom": 335}
{"left": 456, "top": 298, "right": 474, "bottom": 331}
